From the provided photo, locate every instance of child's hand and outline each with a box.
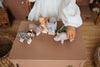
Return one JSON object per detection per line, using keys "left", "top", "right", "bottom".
{"left": 66, "top": 26, "right": 76, "bottom": 41}
{"left": 26, "top": 0, "right": 31, "bottom": 6}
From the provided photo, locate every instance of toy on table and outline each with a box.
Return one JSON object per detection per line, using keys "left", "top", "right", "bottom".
{"left": 17, "top": 30, "right": 35, "bottom": 45}
{"left": 56, "top": 25, "right": 66, "bottom": 35}
{"left": 38, "top": 16, "right": 48, "bottom": 33}
{"left": 54, "top": 25, "right": 73, "bottom": 44}
{"left": 29, "top": 24, "right": 42, "bottom": 36}
{"left": 54, "top": 32, "right": 68, "bottom": 44}
{"left": 47, "top": 17, "right": 57, "bottom": 35}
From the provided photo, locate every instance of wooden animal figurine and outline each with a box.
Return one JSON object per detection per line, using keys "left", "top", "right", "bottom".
{"left": 56, "top": 25, "right": 66, "bottom": 35}
{"left": 29, "top": 24, "right": 42, "bottom": 36}
{"left": 17, "top": 30, "right": 35, "bottom": 45}
{"left": 47, "top": 17, "right": 57, "bottom": 35}
{"left": 38, "top": 16, "right": 48, "bottom": 33}
{"left": 54, "top": 32, "right": 68, "bottom": 44}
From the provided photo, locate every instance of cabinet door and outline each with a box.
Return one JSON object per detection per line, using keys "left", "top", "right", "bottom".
{"left": 3, "top": 0, "right": 30, "bottom": 19}
{"left": 11, "top": 60, "right": 85, "bottom": 67}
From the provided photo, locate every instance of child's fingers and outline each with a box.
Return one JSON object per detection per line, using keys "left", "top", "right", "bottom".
{"left": 69, "top": 33, "right": 73, "bottom": 40}
{"left": 29, "top": 2, "right": 31, "bottom": 6}
{"left": 72, "top": 32, "right": 75, "bottom": 40}
{"left": 67, "top": 33, "right": 70, "bottom": 39}
{"left": 70, "top": 32, "right": 75, "bottom": 41}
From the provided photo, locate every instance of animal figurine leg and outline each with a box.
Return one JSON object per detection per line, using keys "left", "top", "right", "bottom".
{"left": 42, "top": 27, "right": 48, "bottom": 33}
{"left": 27, "top": 38, "right": 32, "bottom": 45}
{"left": 70, "top": 40, "right": 73, "bottom": 42}
{"left": 20, "top": 38, "right": 24, "bottom": 43}
{"left": 61, "top": 40, "right": 64, "bottom": 44}
{"left": 36, "top": 31, "right": 41, "bottom": 36}
{"left": 48, "top": 31, "right": 55, "bottom": 35}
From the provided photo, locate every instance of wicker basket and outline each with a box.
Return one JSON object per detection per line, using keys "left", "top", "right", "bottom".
{"left": 0, "top": 8, "right": 10, "bottom": 27}
{"left": 0, "top": 8, "right": 7, "bottom": 13}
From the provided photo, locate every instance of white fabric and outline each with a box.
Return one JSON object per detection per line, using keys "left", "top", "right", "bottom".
{"left": 28, "top": 0, "right": 82, "bottom": 28}
{"left": 29, "top": 0, "right": 35, "bottom": 2}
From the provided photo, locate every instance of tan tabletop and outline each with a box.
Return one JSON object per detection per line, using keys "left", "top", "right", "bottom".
{"left": 9, "top": 21, "right": 86, "bottom": 60}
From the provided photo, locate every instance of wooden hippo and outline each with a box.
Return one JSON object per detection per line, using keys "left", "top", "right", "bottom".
{"left": 54, "top": 32, "right": 68, "bottom": 44}
{"left": 29, "top": 24, "right": 42, "bottom": 36}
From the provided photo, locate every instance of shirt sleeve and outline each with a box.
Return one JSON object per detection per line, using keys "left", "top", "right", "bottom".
{"left": 61, "top": 0, "right": 82, "bottom": 28}
{"left": 29, "top": 0, "right": 35, "bottom": 2}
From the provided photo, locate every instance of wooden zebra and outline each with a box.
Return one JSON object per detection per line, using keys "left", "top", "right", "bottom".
{"left": 17, "top": 30, "right": 35, "bottom": 45}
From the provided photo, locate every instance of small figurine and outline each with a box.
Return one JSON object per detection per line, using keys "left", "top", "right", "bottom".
{"left": 54, "top": 32, "right": 68, "bottom": 44}
{"left": 29, "top": 24, "right": 42, "bottom": 36}
{"left": 47, "top": 17, "right": 57, "bottom": 35}
{"left": 56, "top": 25, "right": 66, "bottom": 35}
{"left": 17, "top": 30, "right": 35, "bottom": 45}
{"left": 38, "top": 16, "right": 48, "bottom": 33}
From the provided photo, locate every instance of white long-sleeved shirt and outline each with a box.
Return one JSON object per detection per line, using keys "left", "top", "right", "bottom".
{"left": 28, "top": 0, "right": 82, "bottom": 28}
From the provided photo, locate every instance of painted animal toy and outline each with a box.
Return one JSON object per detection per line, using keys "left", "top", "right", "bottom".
{"left": 38, "top": 16, "right": 48, "bottom": 33}
{"left": 56, "top": 25, "right": 66, "bottom": 35}
{"left": 54, "top": 32, "right": 68, "bottom": 44}
{"left": 17, "top": 30, "right": 35, "bottom": 45}
{"left": 29, "top": 24, "right": 42, "bottom": 36}
{"left": 47, "top": 17, "right": 57, "bottom": 35}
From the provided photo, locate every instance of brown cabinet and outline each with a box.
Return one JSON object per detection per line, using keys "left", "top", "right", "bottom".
{"left": 9, "top": 21, "right": 87, "bottom": 67}
{"left": 3, "top": 0, "right": 30, "bottom": 19}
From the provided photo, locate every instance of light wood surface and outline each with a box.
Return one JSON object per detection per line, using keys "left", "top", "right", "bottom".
{"left": 81, "top": 18, "right": 100, "bottom": 67}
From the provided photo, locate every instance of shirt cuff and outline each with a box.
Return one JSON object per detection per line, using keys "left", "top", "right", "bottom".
{"left": 29, "top": 0, "right": 35, "bottom": 2}
{"left": 64, "top": 22, "right": 83, "bottom": 28}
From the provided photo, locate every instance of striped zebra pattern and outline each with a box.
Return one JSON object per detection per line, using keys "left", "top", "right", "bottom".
{"left": 17, "top": 31, "right": 30, "bottom": 41}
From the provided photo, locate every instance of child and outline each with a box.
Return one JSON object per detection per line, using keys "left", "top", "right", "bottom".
{"left": 26, "top": 0, "right": 82, "bottom": 41}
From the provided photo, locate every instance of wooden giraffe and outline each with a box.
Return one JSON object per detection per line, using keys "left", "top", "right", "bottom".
{"left": 38, "top": 16, "right": 49, "bottom": 33}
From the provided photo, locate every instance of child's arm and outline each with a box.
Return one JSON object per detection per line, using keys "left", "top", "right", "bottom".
{"left": 62, "top": 0, "right": 82, "bottom": 41}
{"left": 62, "top": 0, "right": 82, "bottom": 27}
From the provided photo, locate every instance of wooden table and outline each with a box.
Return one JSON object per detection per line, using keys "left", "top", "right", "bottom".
{"left": 9, "top": 21, "right": 87, "bottom": 67}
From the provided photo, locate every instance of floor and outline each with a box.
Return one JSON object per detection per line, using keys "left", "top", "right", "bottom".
{"left": 81, "top": 19, "right": 100, "bottom": 67}
{"left": 0, "top": 13, "right": 100, "bottom": 67}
